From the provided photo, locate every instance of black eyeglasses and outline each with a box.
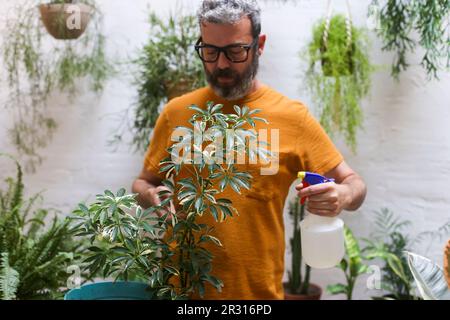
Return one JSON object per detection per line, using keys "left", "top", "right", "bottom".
{"left": 195, "top": 37, "right": 258, "bottom": 63}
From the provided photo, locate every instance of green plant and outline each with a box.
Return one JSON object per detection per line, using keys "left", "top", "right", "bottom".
{"left": 1, "top": 0, "right": 113, "bottom": 171}
{"left": 286, "top": 198, "right": 312, "bottom": 295}
{"left": 0, "top": 155, "right": 91, "bottom": 299}
{"left": 363, "top": 208, "right": 450, "bottom": 300}
{"left": 72, "top": 102, "right": 269, "bottom": 299}
{"left": 303, "top": 14, "right": 373, "bottom": 152}
{"left": 112, "top": 9, "right": 206, "bottom": 152}
{"left": 327, "top": 226, "right": 369, "bottom": 300}
{"left": 370, "top": 0, "right": 450, "bottom": 80}
{"left": 406, "top": 251, "right": 450, "bottom": 300}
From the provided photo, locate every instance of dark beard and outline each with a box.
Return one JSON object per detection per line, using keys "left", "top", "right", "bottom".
{"left": 205, "top": 51, "right": 259, "bottom": 101}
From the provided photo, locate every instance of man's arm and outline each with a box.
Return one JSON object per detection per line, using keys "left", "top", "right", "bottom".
{"left": 295, "top": 161, "right": 367, "bottom": 216}
{"left": 324, "top": 161, "right": 367, "bottom": 211}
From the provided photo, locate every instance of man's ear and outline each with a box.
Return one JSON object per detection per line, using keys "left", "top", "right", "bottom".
{"left": 257, "top": 34, "right": 267, "bottom": 56}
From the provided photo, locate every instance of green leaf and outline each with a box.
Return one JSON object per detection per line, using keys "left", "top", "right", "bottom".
{"left": 116, "top": 188, "right": 126, "bottom": 197}
{"left": 209, "top": 205, "right": 219, "bottom": 222}
{"left": 200, "top": 235, "right": 222, "bottom": 247}
{"left": 406, "top": 251, "right": 450, "bottom": 300}
{"left": 0, "top": 253, "right": 19, "bottom": 300}
{"left": 326, "top": 283, "right": 347, "bottom": 295}
{"left": 104, "top": 190, "right": 115, "bottom": 198}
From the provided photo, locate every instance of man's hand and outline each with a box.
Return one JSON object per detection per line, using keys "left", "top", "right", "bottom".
{"left": 295, "top": 181, "right": 351, "bottom": 217}
{"left": 145, "top": 186, "right": 176, "bottom": 219}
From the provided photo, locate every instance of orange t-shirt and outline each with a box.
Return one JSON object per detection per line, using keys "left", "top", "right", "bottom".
{"left": 143, "top": 84, "right": 343, "bottom": 299}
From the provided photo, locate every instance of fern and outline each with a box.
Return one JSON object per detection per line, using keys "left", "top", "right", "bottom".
{"left": 0, "top": 252, "right": 20, "bottom": 300}
{"left": 0, "top": 154, "right": 92, "bottom": 299}
{"left": 372, "top": 208, "right": 412, "bottom": 239}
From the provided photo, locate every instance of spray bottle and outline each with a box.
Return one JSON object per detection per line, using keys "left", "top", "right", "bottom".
{"left": 298, "top": 171, "right": 345, "bottom": 269}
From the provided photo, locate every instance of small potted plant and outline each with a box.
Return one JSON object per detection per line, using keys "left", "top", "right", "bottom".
{"left": 39, "top": 0, "right": 94, "bottom": 40}
{"left": 68, "top": 102, "right": 269, "bottom": 299}
{"left": 284, "top": 197, "right": 322, "bottom": 300}
{"left": 303, "top": 14, "right": 373, "bottom": 152}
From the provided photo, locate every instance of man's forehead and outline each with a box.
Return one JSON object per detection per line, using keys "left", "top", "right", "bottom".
{"left": 200, "top": 17, "right": 253, "bottom": 43}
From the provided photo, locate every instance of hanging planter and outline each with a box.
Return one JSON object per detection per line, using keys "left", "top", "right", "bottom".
{"left": 165, "top": 77, "right": 198, "bottom": 101}
{"left": 39, "top": 1, "right": 93, "bottom": 40}
{"left": 303, "top": 0, "right": 373, "bottom": 152}
{"left": 2, "top": 0, "right": 111, "bottom": 172}
{"left": 111, "top": 10, "right": 206, "bottom": 152}
{"left": 320, "top": 2, "right": 355, "bottom": 77}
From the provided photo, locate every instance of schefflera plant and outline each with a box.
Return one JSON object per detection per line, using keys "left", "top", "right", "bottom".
{"left": 71, "top": 102, "right": 270, "bottom": 299}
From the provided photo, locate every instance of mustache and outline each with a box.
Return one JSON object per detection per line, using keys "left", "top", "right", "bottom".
{"left": 212, "top": 68, "right": 238, "bottom": 79}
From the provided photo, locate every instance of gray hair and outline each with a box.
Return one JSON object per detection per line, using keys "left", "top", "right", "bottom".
{"left": 197, "top": 0, "right": 261, "bottom": 38}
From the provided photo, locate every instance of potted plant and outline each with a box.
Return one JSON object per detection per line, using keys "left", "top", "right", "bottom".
{"left": 284, "top": 197, "right": 322, "bottom": 300}
{"left": 326, "top": 226, "right": 369, "bottom": 300}
{"left": 68, "top": 102, "right": 269, "bottom": 299}
{"left": 0, "top": 155, "right": 92, "bottom": 300}
{"left": 363, "top": 208, "right": 450, "bottom": 300}
{"left": 1, "top": 0, "right": 112, "bottom": 172}
{"left": 370, "top": 0, "right": 450, "bottom": 80}
{"left": 303, "top": 14, "right": 373, "bottom": 152}
{"left": 39, "top": 0, "right": 94, "bottom": 40}
{"left": 112, "top": 9, "right": 206, "bottom": 152}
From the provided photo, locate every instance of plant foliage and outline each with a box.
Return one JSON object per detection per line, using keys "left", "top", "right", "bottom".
{"left": 1, "top": 0, "right": 113, "bottom": 171}
{"left": 304, "top": 14, "right": 373, "bottom": 152}
{"left": 72, "top": 102, "right": 270, "bottom": 299}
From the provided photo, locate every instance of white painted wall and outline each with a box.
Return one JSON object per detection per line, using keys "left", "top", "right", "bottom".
{"left": 1, "top": 0, "right": 449, "bottom": 300}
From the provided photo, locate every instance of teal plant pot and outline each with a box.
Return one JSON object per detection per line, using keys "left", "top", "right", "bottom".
{"left": 64, "top": 281, "right": 153, "bottom": 300}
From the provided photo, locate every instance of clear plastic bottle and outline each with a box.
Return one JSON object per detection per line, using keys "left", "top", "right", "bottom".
{"left": 300, "top": 214, "right": 345, "bottom": 269}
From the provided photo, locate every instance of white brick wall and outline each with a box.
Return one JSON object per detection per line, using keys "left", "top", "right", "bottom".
{"left": 1, "top": 0, "right": 449, "bottom": 299}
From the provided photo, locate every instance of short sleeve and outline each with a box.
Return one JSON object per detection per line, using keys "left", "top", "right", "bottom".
{"left": 296, "top": 108, "right": 344, "bottom": 175}
{"left": 143, "top": 106, "right": 172, "bottom": 180}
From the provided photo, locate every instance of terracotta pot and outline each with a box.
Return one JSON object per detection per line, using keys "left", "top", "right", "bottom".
{"left": 39, "top": 3, "right": 93, "bottom": 40}
{"left": 283, "top": 283, "right": 322, "bottom": 300}
{"left": 444, "top": 239, "right": 450, "bottom": 289}
{"left": 165, "top": 78, "right": 195, "bottom": 101}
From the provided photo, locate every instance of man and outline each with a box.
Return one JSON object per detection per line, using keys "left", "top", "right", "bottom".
{"left": 132, "top": 0, "right": 367, "bottom": 299}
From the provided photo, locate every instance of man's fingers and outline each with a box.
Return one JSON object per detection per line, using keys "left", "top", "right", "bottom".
{"left": 297, "top": 182, "right": 333, "bottom": 198}
{"left": 307, "top": 209, "right": 338, "bottom": 217}
{"left": 155, "top": 186, "right": 172, "bottom": 200}
{"left": 307, "top": 200, "right": 337, "bottom": 211}
{"left": 295, "top": 183, "right": 304, "bottom": 191}
{"left": 147, "top": 188, "right": 161, "bottom": 206}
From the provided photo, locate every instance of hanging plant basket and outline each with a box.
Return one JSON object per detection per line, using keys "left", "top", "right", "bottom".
{"left": 304, "top": 11, "right": 373, "bottom": 152}
{"left": 319, "top": 1, "right": 354, "bottom": 77}
{"left": 165, "top": 77, "right": 197, "bottom": 101}
{"left": 320, "top": 40, "right": 355, "bottom": 77}
{"left": 39, "top": 2, "right": 93, "bottom": 40}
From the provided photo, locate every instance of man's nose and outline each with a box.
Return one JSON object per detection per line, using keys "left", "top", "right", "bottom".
{"left": 216, "top": 51, "right": 231, "bottom": 69}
